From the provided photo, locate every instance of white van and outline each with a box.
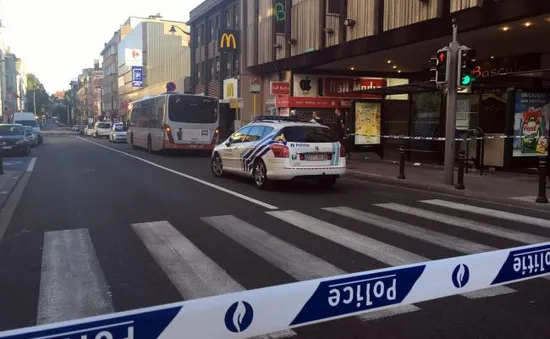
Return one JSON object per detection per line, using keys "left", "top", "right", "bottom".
{"left": 13, "top": 112, "right": 42, "bottom": 144}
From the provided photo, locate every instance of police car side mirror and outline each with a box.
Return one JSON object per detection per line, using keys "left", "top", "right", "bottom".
{"left": 225, "top": 141, "right": 231, "bottom": 147}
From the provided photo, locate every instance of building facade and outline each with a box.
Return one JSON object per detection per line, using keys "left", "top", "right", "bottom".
{"left": 3, "top": 53, "right": 17, "bottom": 117}
{"left": 117, "top": 15, "right": 191, "bottom": 115}
{"left": 91, "top": 59, "right": 104, "bottom": 119}
{"left": 100, "top": 25, "right": 131, "bottom": 119}
{"left": 76, "top": 68, "right": 94, "bottom": 124}
{"left": 15, "top": 57, "right": 26, "bottom": 111}
{"left": 238, "top": 0, "right": 550, "bottom": 169}
{"left": 0, "top": 46, "right": 6, "bottom": 121}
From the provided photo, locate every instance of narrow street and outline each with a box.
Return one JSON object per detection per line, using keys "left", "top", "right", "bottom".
{"left": 1, "top": 131, "right": 550, "bottom": 338}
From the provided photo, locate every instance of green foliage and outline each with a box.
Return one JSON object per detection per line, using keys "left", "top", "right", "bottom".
{"left": 25, "top": 73, "right": 50, "bottom": 115}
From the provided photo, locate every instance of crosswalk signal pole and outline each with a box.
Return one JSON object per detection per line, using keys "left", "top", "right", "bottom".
{"left": 444, "top": 19, "right": 460, "bottom": 186}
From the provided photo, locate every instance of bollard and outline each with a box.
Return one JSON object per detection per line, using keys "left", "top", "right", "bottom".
{"left": 397, "top": 146, "right": 406, "bottom": 179}
{"left": 455, "top": 150, "right": 465, "bottom": 190}
{"left": 536, "top": 156, "right": 548, "bottom": 203}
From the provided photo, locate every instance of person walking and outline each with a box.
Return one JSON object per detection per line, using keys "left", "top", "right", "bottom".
{"left": 310, "top": 111, "right": 324, "bottom": 124}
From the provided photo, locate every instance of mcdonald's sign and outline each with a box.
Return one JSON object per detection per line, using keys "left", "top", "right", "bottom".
{"left": 218, "top": 29, "right": 238, "bottom": 52}
{"left": 223, "top": 78, "right": 238, "bottom": 100}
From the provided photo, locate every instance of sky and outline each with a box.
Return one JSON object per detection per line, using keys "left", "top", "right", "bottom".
{"left": 0, "top": 0, "right": 203, "bottom": 93}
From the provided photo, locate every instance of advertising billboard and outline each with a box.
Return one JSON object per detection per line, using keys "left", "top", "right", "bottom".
{"left": 512, "top": 91, "right": 550, "bottom": 157}
{"left": 354, "top": 101, "right": 382, "bottom": 145}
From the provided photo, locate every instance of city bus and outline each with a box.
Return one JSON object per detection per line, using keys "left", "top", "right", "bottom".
{"left": 127, "top": 93, "right": 220, "bottom": 153}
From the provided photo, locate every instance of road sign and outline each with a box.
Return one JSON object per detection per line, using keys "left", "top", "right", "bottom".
{"left": 132, "top": 66, "right": 143, "bottom": 87}
{"left": 230, "top": 98, "right": 243, "bottom": 109}
{"left": 125, "top": 49, "right": 143, "bottom": 66}
{"left": 250, "top": 76, "right": 261, "bottom": 93}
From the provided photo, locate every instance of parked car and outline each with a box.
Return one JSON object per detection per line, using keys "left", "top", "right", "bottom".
{"left": 109, "top": 123, "right": 127, "bottom": 143}
{"left": 0, "top": 124, "right": 31, "bottom": 156}
{"left": 93, "top": 122, "right": 111, "bottom": 138}
{"left": 85, "top": 124, "right": 95, "bottom": 137}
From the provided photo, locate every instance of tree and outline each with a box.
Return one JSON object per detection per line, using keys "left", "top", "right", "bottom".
{"left": 25, "top": 74, "right": 50, "bottom": 115}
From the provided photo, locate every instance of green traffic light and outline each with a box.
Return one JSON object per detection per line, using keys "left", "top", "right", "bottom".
{"left": 461, "top": 75, "right": 472, "bottom": 86}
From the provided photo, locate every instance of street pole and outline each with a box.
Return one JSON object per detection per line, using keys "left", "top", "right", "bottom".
{"left": 33, "top": 91, "right": 36, "bottom": 116}
{"left": 444, "top": 19, "right": 459, "bottom": 185}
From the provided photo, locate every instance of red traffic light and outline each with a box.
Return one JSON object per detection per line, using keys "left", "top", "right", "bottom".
{"left": 438, "top": 52, "right": 446, "bottom": 62}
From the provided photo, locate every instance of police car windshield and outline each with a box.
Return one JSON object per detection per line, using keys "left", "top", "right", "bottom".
{"left": 279, "top": 126, "right": 336, "bottom": 143}
{"left": 168, "top": 96, "right": 218, "bottom": 123}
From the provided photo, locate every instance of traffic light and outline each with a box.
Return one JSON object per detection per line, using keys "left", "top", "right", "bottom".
{"left": 435, "top": 48, "right": 449, "bottom": 85}
{"left": 429, "top": 56, "right": 438, "bottom": 83}
{"left": 458, "top": 47, "right": 477, "bottom": 87}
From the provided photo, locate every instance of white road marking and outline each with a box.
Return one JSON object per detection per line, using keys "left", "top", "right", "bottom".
{"left": 37, "top": 229, "right": 113, "bottom": 324}
{"left": 202, "top": 215, "right": 418, "bottom": 321}
{"left": 27, "top": 157, "right": 37, "bottom": 171}
{"left": 376, "top": 203, "right": 549, "bottom": 245}
{"left": 77, "top": 137, "right": 278, "bottom": 210}
{"left": 323, "top": 206, "right": 516, "bottom": 298}
{"left": 132, "top": 221, "right": 295, "bottom": 339}
{"left": 421, "top": 199, "right": 550, "bottom": 229}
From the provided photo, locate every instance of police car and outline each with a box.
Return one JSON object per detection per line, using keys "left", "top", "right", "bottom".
{"left": 211, "top": 116, "right": 346, "bottom": 189}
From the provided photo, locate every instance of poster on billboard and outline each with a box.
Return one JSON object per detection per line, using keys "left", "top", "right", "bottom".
{"left": 512, "top": 91, "right": 550, "bottom": 157}
{"left": 354, "top": 102, "right": 381, "bottom": 145}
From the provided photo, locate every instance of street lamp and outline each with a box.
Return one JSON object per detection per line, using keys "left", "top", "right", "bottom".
{"left": 169, "top": 25, "right": 190, "bottom": 36}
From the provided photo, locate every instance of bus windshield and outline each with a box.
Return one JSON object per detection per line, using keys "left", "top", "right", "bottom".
{"left": 168, "top": 96, "right": 218, "bottom": 124}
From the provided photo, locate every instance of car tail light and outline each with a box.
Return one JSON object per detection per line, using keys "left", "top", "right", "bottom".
{"left": 271, "top": 144, "right": 289, "bottom": 158}
{"left": 340, "top": 143, "right": 346, "bottom": 157}
{"left": 164, "top": 124, "right": 174, "bottom": 143}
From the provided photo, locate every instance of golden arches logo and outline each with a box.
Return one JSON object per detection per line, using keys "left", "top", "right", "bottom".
{"left": 226, "top": 83, "right": 235, "bottom": 98}
{"left": 220, "top": 33, "right": 237, "bottom": 50}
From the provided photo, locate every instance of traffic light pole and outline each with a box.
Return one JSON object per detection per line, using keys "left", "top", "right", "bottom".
{"left": 444, "top": 19, "right": 459, "bottom": 185}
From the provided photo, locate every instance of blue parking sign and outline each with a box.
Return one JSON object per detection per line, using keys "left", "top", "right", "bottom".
{"left": 132, "top": 66, "right": 143, "bottom": 87}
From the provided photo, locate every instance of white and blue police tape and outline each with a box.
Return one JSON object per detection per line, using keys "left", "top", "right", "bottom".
{"left": 348, "top": 133, "right": 545, "bottom": 142}
{"left": 1, "top": 242, "right": 550, "bottom": 339}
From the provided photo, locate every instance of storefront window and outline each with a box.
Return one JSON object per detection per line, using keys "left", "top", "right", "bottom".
{"left": 410, "top": 92, "right": 442, "bottom": 161}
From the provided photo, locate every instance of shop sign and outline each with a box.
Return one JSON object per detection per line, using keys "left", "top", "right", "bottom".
{"left": 275, "top": 97, "right": 351, "bottom": 108}
{"left": 223, "top": 78, "right": 239, "bottom": 100}
{"left": 292, "top": 75, "right": 319, "bottom": 97}
{"left": 270, "top": 81, "right": 290, "bottom": 96}
{"left": 324, "top": 77, "right": 386, "bottom": 98}
{"left": 250, "top": 76, "right": 261, "bottom": 93}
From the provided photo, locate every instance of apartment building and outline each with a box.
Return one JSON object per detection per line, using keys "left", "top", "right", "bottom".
{"left": 91, "top": 59, "right": 104, "bottom": 118}
{"left": 3, "top": 52, "right": 17, "bottom": 117}
{"left": 100, "top": 25, "right": 131, "bottom": 119}
{"left": 15, "top": 57, "right": 26, "bottom": 111}
{"left": 76, "top": 68, "right": 94, "bottom": 124}
{"left": 117, "top": 15, "right": 191, "bottom": 114}
{"left": 0, "top": 46, "right": 6, "bottom": 121}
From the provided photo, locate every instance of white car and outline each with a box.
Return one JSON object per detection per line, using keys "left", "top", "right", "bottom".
{"left": 93, "top": 122, "right": 112, "bottom": 138}
{"left": 109, "top": 123, "right": 127, "bottom": 143}
{"left": 211, "top": 117, "right": 346, "bottom": 189}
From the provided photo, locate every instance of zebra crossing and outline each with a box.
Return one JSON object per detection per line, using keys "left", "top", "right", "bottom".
{"left": 31, "top": 198, "right": 550, "bottom": 337}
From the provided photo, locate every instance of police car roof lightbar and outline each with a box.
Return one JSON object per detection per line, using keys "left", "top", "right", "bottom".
{"left": 253, "top": 115, "right": 301, "bottom": 122}
{"left": 1, "top": 241, "right": 549, "bottom": 339}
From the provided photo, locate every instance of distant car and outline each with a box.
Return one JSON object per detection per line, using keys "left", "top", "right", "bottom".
{"left": 93, "top": 122, "right": 111, "bottom": 138}
{"left": 85, "top": 124, "right": 95, "bottom": 137}
{"left": 109, "top": 123, "right": 127, "bottom": 143}
{"left": 23, "top": 126, "right": 38, "bottom": 147}
{"left": 0, "top": 124, "right": 31, "bottom": 156}
{"left": 211, "top": 116, "right": 346, "bottom": 189}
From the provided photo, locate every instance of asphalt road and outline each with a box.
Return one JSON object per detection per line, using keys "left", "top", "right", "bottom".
{"left": 1, "top": 131, "right": 550, "bottom": 338}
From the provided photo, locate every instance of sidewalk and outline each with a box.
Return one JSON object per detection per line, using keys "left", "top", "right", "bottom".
{"left": 346, "top": 154, "right": 549, "bottom": 204}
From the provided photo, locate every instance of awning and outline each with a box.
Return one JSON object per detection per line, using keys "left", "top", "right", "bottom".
{"left": 348, "top": 81, "right": 437, "bottom": 96}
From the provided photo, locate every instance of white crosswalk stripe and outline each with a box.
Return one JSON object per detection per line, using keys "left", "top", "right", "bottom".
{"left": 421, "top": 199, "right": 550, "bottom": 229}
{"left": 37, "top": 229, "right": 113, "bottom": 325}
{"left": 31, "top": 198, "right": 550, "bottom": 332}
{"left": 132, "top": 221, "right": 296, "bottom": 339}
{"left": 200, "top": 215, "right": 416, "bottom": 321}
{"left": 323, "top": 206, "right": 517, "bottom": 298}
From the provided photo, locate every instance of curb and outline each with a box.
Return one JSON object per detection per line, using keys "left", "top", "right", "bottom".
{"left": 345, "top": 169, "right": 550, "bottom": 211}
{"left": 0, "top": 171, "right": 25, "bottom": 212}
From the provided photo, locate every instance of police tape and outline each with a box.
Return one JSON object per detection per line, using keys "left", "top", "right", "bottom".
{"left": 1, "top": 242, "right": 550, "bottom": 339}
{"left": 347, "top": 134, "right": 547, "bottom": 142}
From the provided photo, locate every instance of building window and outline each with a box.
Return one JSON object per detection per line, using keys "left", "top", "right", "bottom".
{"left": 209, "top": 15, "right": 219, "bottom": 42}
{"left": 215, "top": 56, "right": 220, "bottom": 80}
{"left": 327, "top": 0, "right": 339, "bottom": 13}
{"left": 234, "top": 5, "right": 239, "bottom": 29}
{"left": 225, "top": 6, "right": 233, "bottom": 28}
{"left": 226, "top": 53, "right": 233, "bottom": 78}
{"left": 197, "top": 24, "right": 204, "bottom": 46}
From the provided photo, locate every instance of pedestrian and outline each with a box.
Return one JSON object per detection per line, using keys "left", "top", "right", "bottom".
{"left": 310, "top": 111, "right": 324, "bottom": 125}
{"left": 334, "top": 108, "right": 350, "bottom": 160}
